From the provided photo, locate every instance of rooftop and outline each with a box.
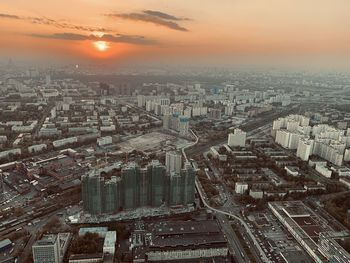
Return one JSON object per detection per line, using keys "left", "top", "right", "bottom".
{"left": 33, "top": 235, "right": 57, "bottom": 246}
{"left": 0, "top": 239, "right": 12, "bottom": 249}
{"left": 280, "top": 250, "right": 313, "bottom": 263}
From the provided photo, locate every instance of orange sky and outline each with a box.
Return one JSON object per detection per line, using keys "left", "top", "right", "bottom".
{"left": 1, "top": 0, "right": 350, "bottom": 67}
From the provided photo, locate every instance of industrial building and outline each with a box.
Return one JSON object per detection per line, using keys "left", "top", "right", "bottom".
{"left": 268, "top": 201, "right": 350, "bottom": 263}
{"left": 130, "top": 220, "right": 228, "bottom": 262}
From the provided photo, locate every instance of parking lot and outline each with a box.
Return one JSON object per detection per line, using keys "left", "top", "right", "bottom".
{"left": 247, "top": 209, "right": 313, "bottom": 262}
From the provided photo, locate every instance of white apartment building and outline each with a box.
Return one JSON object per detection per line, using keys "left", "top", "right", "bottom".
{"left": 296, "top": 138, "right": 314, "bottom": 161}
{"left": 228, "top": 128, "right": 246, "bottom": 147}
{"left": 235, "top": 182, "right": 249, "bottom": 194}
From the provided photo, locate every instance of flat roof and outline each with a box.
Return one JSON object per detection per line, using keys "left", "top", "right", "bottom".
{"left": 69, "top": 253, "right": 104, "bottom": 260}
{"left": 79, "top": 227, "right": 108, "bottom": 234}
{"left": 283, "top": 205, "right": 310, "bottom": 218}
{"left": 280, "top": 250, "right": 313, "bottom": 263}
{"left": 33, "top": 235, "right": 57, "bottom": 246}
{"left": 152, "top": 220, "right": 220, "bottom": 236}
{"left": 149, "top": 220, "right": 227, "bottom": 248}
{"left": 0, "top": 239, "right": 12, "bottom": 249}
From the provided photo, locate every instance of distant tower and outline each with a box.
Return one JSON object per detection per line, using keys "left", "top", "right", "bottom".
{"left": 45, "top": 74, "right": 51, "bottom": 85}
{"left": 99, "top": 83, "right": 111, "bottom": 96}
{"left": 7, "top": 58, "right": 14, "bottom": 68}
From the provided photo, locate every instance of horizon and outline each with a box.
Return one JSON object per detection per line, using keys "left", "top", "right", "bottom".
{"left": 1, "top": 0, "right": 350, "bottom": 70}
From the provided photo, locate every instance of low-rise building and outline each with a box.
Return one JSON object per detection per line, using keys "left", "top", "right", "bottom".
{"left": 235, "top": 182, "right": 249, "bottom": 194}
{"left": 103, "top": 231, "right": 117, "bottom": 255}
{"left": 339, "top": 177, "right": 350, "bottom": 189}
{"left": 130, "top": 220, "right": 228, "bottom": 262}
{"left": 285, "top": 166, "right": 300, "bottom": 177}
{"left": 69, "top": 253, "right": 104, "bottom": 263}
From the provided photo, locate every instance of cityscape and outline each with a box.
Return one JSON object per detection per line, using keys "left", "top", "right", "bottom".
{"left": 1, "top": 1, "right": 350, "bottom": 263}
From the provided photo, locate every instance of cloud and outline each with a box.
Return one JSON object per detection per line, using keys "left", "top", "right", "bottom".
{"left": 29, "top": 32, "right": 157, "bottom": 45}
{"left": 143, "top": 10, "right": 189, "bottom": 21}
{"left": 30, "top": 33, "right": 89, "bottom": 41}
{"left": 106, "top": 10, "right": 189, "bottom": 32}
{"left": 0, "top": 12, "right": 110, "bottom": 32}
{"left": 0, "top": 13, "right": 20, "bottom": 19}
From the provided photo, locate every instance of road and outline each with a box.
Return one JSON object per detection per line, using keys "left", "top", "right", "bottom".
{"left": 181, "top": 129, "right": 198, "bottom": 162}
{"left": 204, "top": 154, "right": 264, "bottom": 263}
{"left": 182, "top": 112, "right": 278, "bottom": 263}
{"left": 195, "top": 179, "right": 270, "bottom": 263}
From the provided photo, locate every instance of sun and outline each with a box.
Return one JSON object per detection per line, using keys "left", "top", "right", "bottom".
{"left": 93, "top": 41, "right": 109, "bottom": 52}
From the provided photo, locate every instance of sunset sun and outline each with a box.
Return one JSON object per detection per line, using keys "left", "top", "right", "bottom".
{"left": 93, "top": 41, "right": 109, "bottom": 52}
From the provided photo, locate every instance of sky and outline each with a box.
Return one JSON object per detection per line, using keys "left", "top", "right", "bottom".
{"left": 1, "top": 0, "right": 350, "bottom": 69}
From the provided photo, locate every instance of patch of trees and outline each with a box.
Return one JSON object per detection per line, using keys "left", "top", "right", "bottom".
{"left": 70, "top": 232, "right": 102, "bottom": 254}
{"left": 324, "top": 193, "right": 350, "bottom": 229}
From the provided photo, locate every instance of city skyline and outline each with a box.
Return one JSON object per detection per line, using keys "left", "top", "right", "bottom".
{"left": 1, "top": 1, "right": 350, "bottom": 262}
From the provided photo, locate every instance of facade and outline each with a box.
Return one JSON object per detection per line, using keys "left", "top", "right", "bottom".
{"left": 163, "top": 114, "right": 189, "bottom": 135}
{"left": 103, "top": 231, "right": 117, "bottom": 255}
{"left": 97, "top": 136, "right": 112, "bottom": 146}
{"left": 297, "top": 138, "right": 314, "bottom": 161}
{"left": 53, "top": 137, "right": 78, "bottom": 148}
{"left": 165, "top": 151, "right": 182, "bottom": 174}
{"left": 235, "top": 182, "right": 249, "bottom": 194}
{"left": 0, "top": 239, "right": 12, "bottom": 252}
{"left": 82, "top": 161, "right": 195, "bottom": 215}
{"left": 228, "top": 128, "right": 246, "bottom": 147}
{"left": 343, "top": 148, "right": 350, "bottom": 162}
{"left": 32, "top": 235, "right": 60, "bottom": 263}
{"left": 208, "top": 109, "right": 222, "bottom": 120}
{"left": 69, "top": 253, "right": 104, "bottom": 263}
{"left": 249, "top": 189, "right": 264, "bottom": 199}
{"left": 178, "top": 115, "right": 189, "bottom": 135}
{"left": 339, "top": 177, "right": 350, "bottom": 189}
{"left": 28, "top": 144, "right": 47, "bottom": 153}
{"left": 0, "top": 170, "right": 4, "bottom": 194}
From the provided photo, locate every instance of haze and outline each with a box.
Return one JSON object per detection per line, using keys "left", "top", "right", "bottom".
{"left": 1, "top": 0, "right": 350, "bottom": 69}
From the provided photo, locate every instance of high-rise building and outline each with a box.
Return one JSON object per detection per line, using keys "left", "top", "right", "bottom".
{"left": 162, "top": 114, "right": 171, "bottom": 129}
{"left": 82, "top": 161, "right": 195, "bottom": 215}
{"left": 122, "top": 162, "right": 141, "bottom": 209}
{"left": 149, "top": 161, "right": 166, "bottom": 206}
{"left": 45, "top": 74, "right": 51, "bottom": 85}
{"left": 228, "top": 128, "right": 246, "bottom": 147}
{"left": 81, "top": 172, "right": 105, "bottom": 215}
{"left": 137, "top": 95, "right": 145, "bottom": 108}
{"left": 296, "top": 138, "right": 314, "bottom": 161}
{"left": 166, "top": 151, "right": 182, "bottom": 174}
{"left": 208, "top": 109, "right": 222, "bottom": 120}
{"left": 32, "top": 235, "right": 60, "bottom": 263}
{"left": 178, "top": 115, "right": 189, "bottom": 136}
{"left": 345, "top": 149, "right": 350, "bottom": 162}
{"left": 99, "top": 82, "right": 111, "bottom": 96}
{"left": 0, "top": 170, "right": 4, "bottom": 194}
